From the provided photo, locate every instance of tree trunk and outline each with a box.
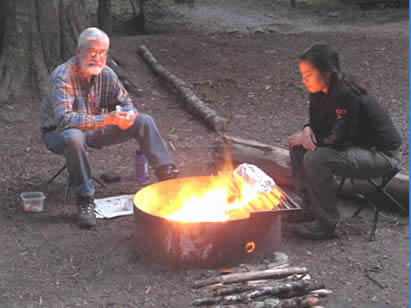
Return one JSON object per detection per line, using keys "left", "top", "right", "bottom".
{"left": 0, "top": 0, "right": 88, "bottom": 103}
{"left": 98, "top": 0, "right": 112, "bottom": 37}
{"left": 130, "top": 0, "right": 145, "bottom": 32}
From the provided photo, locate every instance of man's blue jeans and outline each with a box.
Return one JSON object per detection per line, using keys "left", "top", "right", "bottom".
{"left": 42, "top": 113, "right": 174, "bottom": 199}
{"left": 290, "top": 145, "right": 401, "bottom": 229}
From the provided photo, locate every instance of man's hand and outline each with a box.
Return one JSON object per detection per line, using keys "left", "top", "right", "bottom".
{"left": 104, "top": 110, "right": 136, "bottom": 130}
{"left": 288, "top": 126, "right": 317, "bottom": 151}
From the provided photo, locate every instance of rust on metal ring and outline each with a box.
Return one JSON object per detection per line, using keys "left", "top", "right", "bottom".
{"left": 245, "top": 241, "right": 256, "bottom": 253}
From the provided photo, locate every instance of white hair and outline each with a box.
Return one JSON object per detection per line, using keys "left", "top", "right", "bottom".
{"left": 77, "top": 27, "right": 109, "bottom": 49}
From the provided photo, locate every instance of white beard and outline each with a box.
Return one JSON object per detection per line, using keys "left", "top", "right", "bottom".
{"left": 85, "top": 65, "right": 103, "bottom": 76}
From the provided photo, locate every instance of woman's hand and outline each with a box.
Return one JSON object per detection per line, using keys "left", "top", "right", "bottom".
{"left": 288, "top": 126, "right": 317, "bottom": 151}
{"left": 301, "top": 126, "right": 317, "bottom": 151}
{"left": 288, "top": 132, "right": 303, "bottom": 148}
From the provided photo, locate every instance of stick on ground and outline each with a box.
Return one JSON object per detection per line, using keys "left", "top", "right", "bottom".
{"left": 193, "top": 267, "right": 308, "bottom": 288}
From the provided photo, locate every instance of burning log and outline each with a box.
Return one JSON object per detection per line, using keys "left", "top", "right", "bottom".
{"left": 138, "top": 44, "right": 228, "bottom": 132}
{"left": 193, "top": 267, "right": 308, "bottom": 288}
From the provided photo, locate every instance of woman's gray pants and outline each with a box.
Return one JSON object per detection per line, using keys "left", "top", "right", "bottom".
{"left": 289, "top": 145, "right": 401, "bottom": 229}
{"left": 42, "top": 113, "right": 174, "bottom": 199}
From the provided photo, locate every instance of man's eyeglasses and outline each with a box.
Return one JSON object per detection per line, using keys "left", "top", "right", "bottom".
{"left": 88, "top": 50, "right": 107, "bottom": 58}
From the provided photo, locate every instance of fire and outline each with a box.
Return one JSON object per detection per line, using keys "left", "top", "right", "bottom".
{"left": 134, "top": 146, "right": 285, "bottom": 223}
{"left": 164, "top": 172, "right": 284, "bottom": 223}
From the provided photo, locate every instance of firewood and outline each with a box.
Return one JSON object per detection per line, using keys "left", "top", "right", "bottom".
{"left": 267, "top": 261, "right": 290, "bottom": 270}
{"left": 224, "top": 267, "right": 308, "bottom": 284}
{"left": 191, "top": 296, "right": 222, "bottom": 306}
{"left": 308, "top": 289, "right": 333, "bottom": 297}
{"left": 138, "top": 44, "right": 228, "bottom": 132}
{"left": 277, "top": 284, "right": 325, "bottom": 299}
{"left": 193, "top": 267, "right": 308, "bottom": 288}
{"left": 193, "top": 280, "right": 310, "bottom": 306}
{"left": 280, "top": 295, "right": 320, "bottom": 307}
{"left": 213, "top": 284, "right": 259, "bottom": 297}
{"left": 243, "top": 280, "right": 310, "bottom": 301}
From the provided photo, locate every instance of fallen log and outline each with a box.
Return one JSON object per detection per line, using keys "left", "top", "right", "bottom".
{"left": 193, "top": 267, "right": 308, "bottom": 288}
{"left": 107, "top": 56, "right": 142, "bottom": 98}
{"left": 215, "top": 134, "right": 292, "bottom": 186}
{"left": 138, "top": 44, "right": 228, "bottom": 132}
{"left": 215, "top": 134, "right": 409, "bottom": 207}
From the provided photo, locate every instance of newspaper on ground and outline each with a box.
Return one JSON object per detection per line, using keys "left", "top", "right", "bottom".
{"left": 94, "top": 194, "right": 134, "bottom": 219}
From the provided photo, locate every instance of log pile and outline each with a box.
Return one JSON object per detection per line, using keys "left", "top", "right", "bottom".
{"left": 191, "top": 261, "right": 332, "bottom": 307}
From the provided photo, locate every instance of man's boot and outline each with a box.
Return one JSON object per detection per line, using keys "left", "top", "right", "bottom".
{"left": 76, "top": 196, "right": 97, "bottom": 228}
{"left": 155, "top": 164, "right": 179, "bottom": 181}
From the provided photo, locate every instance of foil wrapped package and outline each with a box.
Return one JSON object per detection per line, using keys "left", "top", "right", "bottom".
{"left": 233, "top": 163, "right": 275, "bottom": 194}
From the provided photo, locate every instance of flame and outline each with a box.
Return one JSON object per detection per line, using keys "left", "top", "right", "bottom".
{"left": 163, "top": 152, "right": 284, "bottom": 223}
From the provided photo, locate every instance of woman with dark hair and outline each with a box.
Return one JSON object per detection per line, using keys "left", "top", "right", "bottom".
{"left": 288, "top": 44, "right": 402, "bottom": 240}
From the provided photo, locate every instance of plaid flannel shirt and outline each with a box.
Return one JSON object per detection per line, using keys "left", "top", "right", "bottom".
{"left": 40, "top": 57, "right": 136, "bottom": 132}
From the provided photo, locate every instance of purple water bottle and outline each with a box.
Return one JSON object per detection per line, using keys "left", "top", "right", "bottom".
{"left": 136, "top": 151, "right": 149, "bottom": 181}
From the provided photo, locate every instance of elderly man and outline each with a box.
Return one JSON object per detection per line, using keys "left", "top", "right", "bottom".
{"left": 40, "top": 27, "right": 178, "bottom": 228}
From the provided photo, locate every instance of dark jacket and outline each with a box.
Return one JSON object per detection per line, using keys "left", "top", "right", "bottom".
{"left": 306, "top": 86, "right": 402, "bottom": 152}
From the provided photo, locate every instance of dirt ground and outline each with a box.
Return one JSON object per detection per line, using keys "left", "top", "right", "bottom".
{"left": 0, "top": 0, "right": 409, "bottom": 307}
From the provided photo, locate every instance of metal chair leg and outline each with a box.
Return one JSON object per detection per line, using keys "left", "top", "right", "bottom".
{"left": 337, "top": 177, "right": 346, "bottom": 193}
{"left": 47, "top": 165, "right": 67, "bottom": 184}
{"left": 349, "top": 178, "right": 369, "bottom": 217}
{"left": 340, "top": 165, "right": 403, "bottom": 242}
{"left": 64, "top": 181, "right": 70, "bottom": 205}
{"left": 369, "top": 206, "right": 379, "bottom": 241}
{"left": 369, "top": 184, "right": 384, "bottom": 241}
{"left": 92, "top": 175, "right": 106, "bottom": 188}
{"left": 48, "top": 164, "right": 106, "bottom": 204}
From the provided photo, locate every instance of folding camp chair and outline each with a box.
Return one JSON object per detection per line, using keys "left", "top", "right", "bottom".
{"left": 47, "top": 164, "right": 105, "bottom": 204}
{"left": 337, "top": 165, "right": 407, "bottom": 241}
